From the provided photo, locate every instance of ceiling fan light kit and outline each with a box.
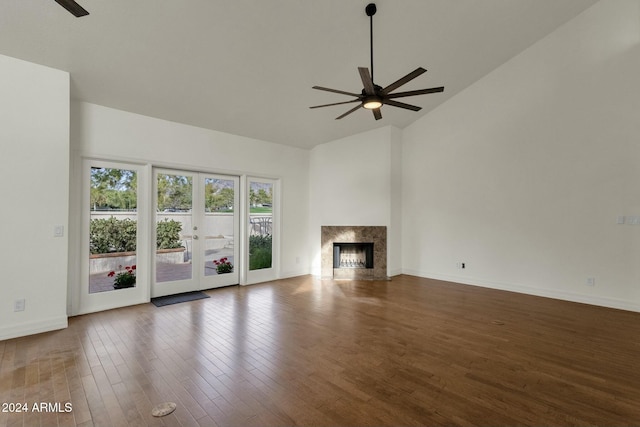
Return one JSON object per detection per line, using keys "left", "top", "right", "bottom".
{"left": 311, "top": 3, "right": 444, "bottom": 121}
{"left": 363, "top": 97, "right": 382, "bottom": 110}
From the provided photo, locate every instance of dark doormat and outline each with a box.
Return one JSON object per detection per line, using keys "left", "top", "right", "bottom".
{"left": 151, "top": 291, "right": 210, "bottom": 307}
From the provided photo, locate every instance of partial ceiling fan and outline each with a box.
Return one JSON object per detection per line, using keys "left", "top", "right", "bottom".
{"left": 311, "top": 3, "right": 443, "bottom": 121}
{"left": 54, "top": 0, "right": 89, "bottom": 17}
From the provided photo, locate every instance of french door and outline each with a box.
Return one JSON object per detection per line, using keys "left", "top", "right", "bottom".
{"left": 246, "top": 177, "right": 279, "bottom": 284}
{"left": 78, "top": 159, "right": 150, "bottom": 315}
{"left": 153, "top": 169, "right": 239, "bottom": 297}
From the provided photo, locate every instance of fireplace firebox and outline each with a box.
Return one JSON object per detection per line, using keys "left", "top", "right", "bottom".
{"left": 333, "top": 243, "right": 374, "bottom": 269}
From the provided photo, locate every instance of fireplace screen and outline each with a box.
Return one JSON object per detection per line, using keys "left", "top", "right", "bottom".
{"left": 333, "top": 243, "right": 374, "bottom": 269}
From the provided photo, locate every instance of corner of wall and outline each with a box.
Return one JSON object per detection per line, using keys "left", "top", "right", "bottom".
{"left": 0, "top": 54, "right": 70, "bottom": 339}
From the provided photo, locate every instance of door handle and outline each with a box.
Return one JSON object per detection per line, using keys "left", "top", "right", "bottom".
{"left": 193, "top": 235, "right": 199, "bottom": 240}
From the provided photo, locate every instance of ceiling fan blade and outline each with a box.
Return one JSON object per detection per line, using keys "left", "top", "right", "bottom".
{"left": 358, "top": 67, "right": 376, "bottom": 95}
{"left": 387, "top": 87, "right": 444, "bottom": 99}
{"left": 54, "top": 0, "right": 89, "bottom": 17}
{"left": 383, "top": 99, "right": 422, "bottom": 112}
{"left": 336, "top": 104, "right": 362, "bottom": 120}
{"left": 310, "top": 99, "right": 361, "bottom": 109}
{"left": 382, "top": 67, "right": 427, "bottom": 94}
{"left": 373, "top": 108, "right": 382, "bottom": 120}
{"left": 312, "top": 86, "right": 361, "bottom": 97}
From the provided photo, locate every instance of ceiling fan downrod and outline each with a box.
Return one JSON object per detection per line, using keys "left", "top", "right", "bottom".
{"left": 366, "top": 3, "right": 377, "bottom": 84}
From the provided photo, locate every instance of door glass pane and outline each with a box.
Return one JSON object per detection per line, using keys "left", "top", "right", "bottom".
{"left": 156, "top": 173, "right": 192, "bottom": 282}
{"left": 89, "top": 167, "right": 138, "bottom": 293}
{"left": 249, "top": 181, "right": 273, "bottom": 270}
{"left": 203, "top": 177, "right": 235, "bottom": 276}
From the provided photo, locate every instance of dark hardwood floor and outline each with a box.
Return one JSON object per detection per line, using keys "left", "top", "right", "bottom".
{"left": 1, "top": 275, "right": 639, "bottom": 426}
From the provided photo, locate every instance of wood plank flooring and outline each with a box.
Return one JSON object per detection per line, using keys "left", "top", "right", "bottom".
{"left": 1, "top": 274, "right": 640, "bottom": 426}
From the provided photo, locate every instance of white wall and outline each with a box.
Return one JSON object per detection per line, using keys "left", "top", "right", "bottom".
{"left": 309, "top": 126, "right": 402, "bottom": 276}
{"left": 401, "top": 0, "right": 640, "bottom": 311}
{"left": 69, "top": 102, "right": 310, "bottom": 312}
{"left": 0, "top": 54, "right": 70, "bottom": 339}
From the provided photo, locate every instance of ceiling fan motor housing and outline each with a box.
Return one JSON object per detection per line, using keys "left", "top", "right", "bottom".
{"left": 361, "top": 85, "right": 382, "bottom": 97}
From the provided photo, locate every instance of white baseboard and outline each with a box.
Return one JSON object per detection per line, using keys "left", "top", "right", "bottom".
{"left": 279, "top": 269, "right": 310, "bottom": 279}
{"left": 402, "top": 269, "right": 640, "bottom": 313}
{"left": 0, "top": 315, "right": 68, "bottom": 341}
{"left": 388, "top": 268, "right": 403, "bottom": 277}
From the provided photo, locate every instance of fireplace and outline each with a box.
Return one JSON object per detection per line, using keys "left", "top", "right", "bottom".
{"left": 321, "top": 226, "right": 388, "bottom": 280}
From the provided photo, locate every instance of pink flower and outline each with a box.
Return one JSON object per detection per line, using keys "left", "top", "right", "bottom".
{"left": 107, "top": 271, "right": 115, "bottom": 277}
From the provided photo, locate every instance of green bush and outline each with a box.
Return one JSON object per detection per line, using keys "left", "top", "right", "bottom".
{"left": 156, "top": 219, "right": 183, "bottom": 250}
{"left": 90, "top": 218, "right": 183, "bottom": 254}
{"left": 249, "top": 249, "right": 272, "bottom": 270}
{"left": 90, "top": 217, "right": 137, "bottom": 254}
{"left": 249, "top": 234, "right": 272, "bottom": 251}
{"left": 249, "top": 235, "right": 272, "bottom": 270}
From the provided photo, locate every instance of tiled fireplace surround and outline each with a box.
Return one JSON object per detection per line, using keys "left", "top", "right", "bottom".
{"left": 321, "top": 226, "right": 388, "bottom": 280}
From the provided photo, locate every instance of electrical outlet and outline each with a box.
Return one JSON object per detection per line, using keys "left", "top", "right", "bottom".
{"left": 14, "top": 298, "right": 25, "bottom": 312}
{"left": 54, "top": 225, "right": 64, "bottom": 237}
{"left": 586, "top": 277, "right": 595, "bottom": 287}
{"left": 456, "top": 262, "right": 466, "bottom": 269}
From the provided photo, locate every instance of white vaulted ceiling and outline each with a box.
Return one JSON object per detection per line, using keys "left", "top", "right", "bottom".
{"left": 0, "top": 0, "right": 598, "bottom": 149}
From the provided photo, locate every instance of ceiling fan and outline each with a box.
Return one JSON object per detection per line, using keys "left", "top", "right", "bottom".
{"left": 311, "top": 3, "right": 444, "bottom": 121}
{"left": 54, "top": 0, "right": 89, "bottom": 17}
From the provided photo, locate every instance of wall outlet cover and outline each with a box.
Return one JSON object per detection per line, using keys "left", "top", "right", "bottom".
{"left": 14, "top": 298, "right": 25, "bottom": 312}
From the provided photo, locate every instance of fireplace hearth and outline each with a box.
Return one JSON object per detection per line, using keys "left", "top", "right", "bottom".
{"left": 321, "top": 226, "right": 388, "bottom": 280}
